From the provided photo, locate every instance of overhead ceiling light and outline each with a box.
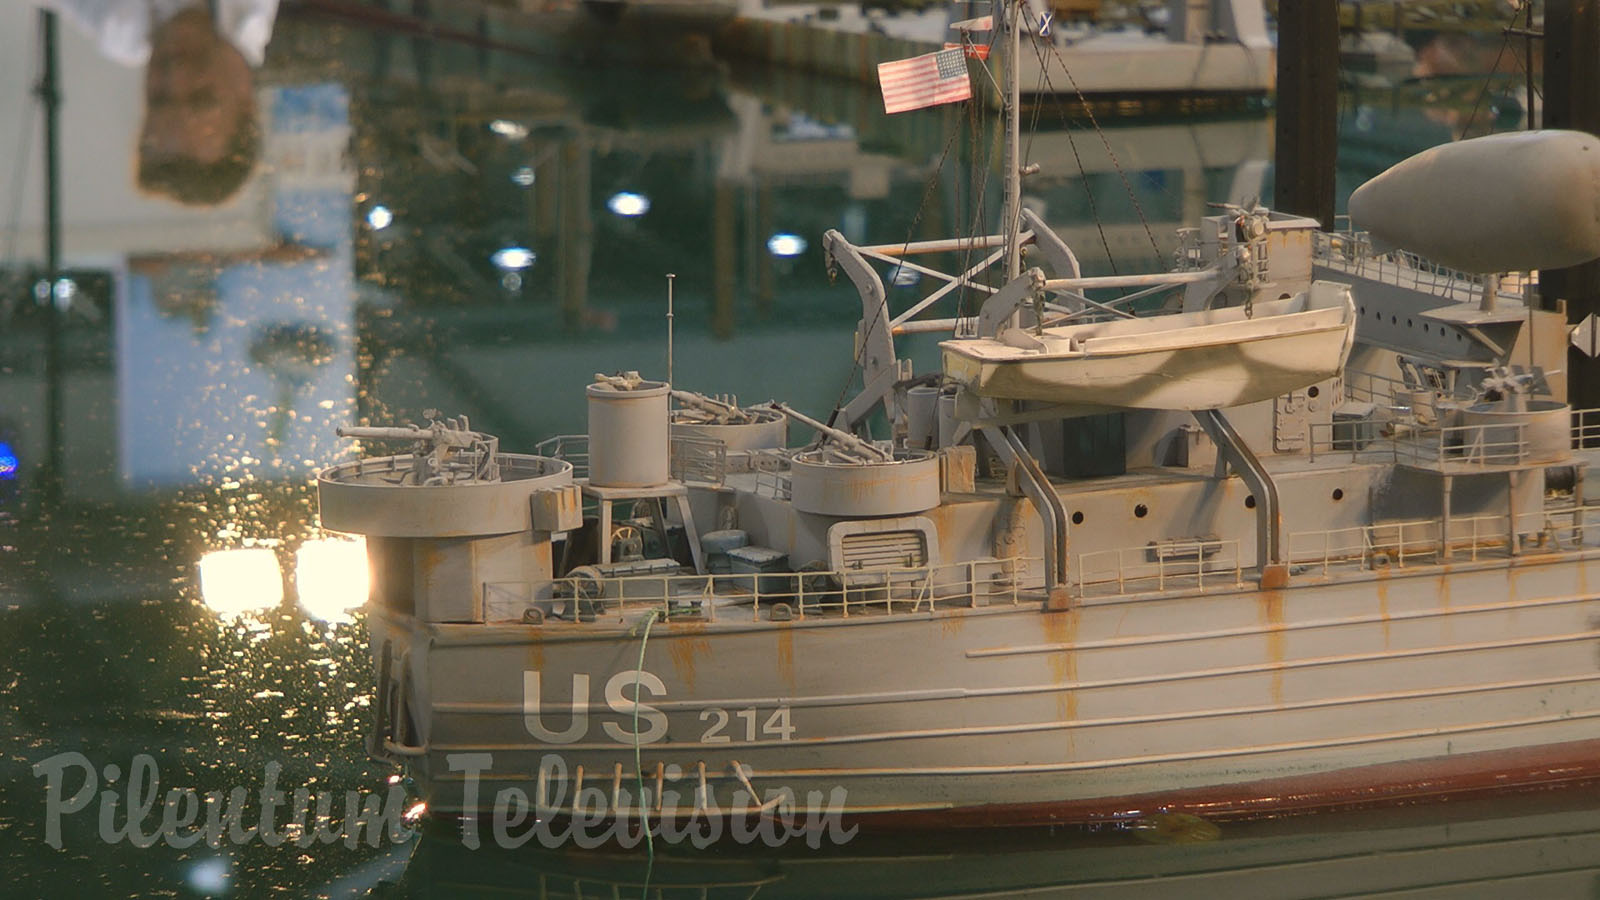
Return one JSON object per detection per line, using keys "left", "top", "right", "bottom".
{"left": 607, "top": 192, "right": 650, "bottom": 217}
{"left": 366, "top": 205, "right": 393, "bottom": 230}
{"left": 511, "top": 166, "right": 536, "bottom": 187}
{"left": 767, "top": 233, "right": 808, "bottom": 257}
{"left": 489, "top": 119, "right": 530, "bottom": 141}
{"left": 491, "top": 247, "right": 536, "bottom": 271}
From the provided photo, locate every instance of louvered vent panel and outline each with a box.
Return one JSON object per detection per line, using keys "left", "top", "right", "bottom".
{"left": 840, "top": 531, "right": 927, "bottom": 570}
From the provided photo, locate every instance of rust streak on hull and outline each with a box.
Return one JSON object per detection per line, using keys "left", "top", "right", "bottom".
{"left": 1259, "top": 589, "right": 1286, "bottom": 705}
{"left": 1040, "top": 609, "right": 1080, "bottom": 723}
{"left": 666, "top": 636, "right": 713, "bottom": 691}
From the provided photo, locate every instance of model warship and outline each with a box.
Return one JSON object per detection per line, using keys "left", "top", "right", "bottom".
{"left": 318, "top": 5, "right": 1600, "bottom": 827}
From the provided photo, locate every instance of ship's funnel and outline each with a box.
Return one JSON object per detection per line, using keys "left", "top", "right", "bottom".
{"left": 1348, "top": 129, "right": 1600, "bottom": 274}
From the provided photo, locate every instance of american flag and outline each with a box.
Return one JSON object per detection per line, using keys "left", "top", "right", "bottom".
{"left": 877, "top": 48, "right": 972, "bottom": 115}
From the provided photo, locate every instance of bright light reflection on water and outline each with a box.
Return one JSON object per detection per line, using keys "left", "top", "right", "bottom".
{"left": 295, "top": 537, "right": 369, "bottom": 623}
{"left": 188, "top": 857, "right": 231, "bottom": 894}
{"left": 197, "top": 548, "right": 284, "bottom": 616}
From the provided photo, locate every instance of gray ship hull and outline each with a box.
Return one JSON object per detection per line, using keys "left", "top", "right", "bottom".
{"left": 371, "top": 549, "right": 1600, "bottom": 823}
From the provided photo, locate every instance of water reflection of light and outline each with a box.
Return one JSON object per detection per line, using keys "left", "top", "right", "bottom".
{"left": 188, "top": 857, "right": 230, "bottom": 893}
{"left": 295, "top": 537, "right": 369, "bottom": 623}
{"left": 0, "top": 442, "right": 16, "bottom": 480}
{"left": 198, "top": 548, "right": 283, "bottom": 616}
{"left": 491, "top": 247, "right": 536, "bottom": 271}
{"left": 511, "top": 166, "right": 536, "bottom": 187}
{"left": 489, "top": 119, "right": 529, "bottom": 141}
{"left": 366, "top": 205, "right": 394, "bottom": 229}
{"left": 606, "top": 192, "right": 650, "bottom": 217}
{"left": 767, "top": 233, "right": 807, "bottom": 257}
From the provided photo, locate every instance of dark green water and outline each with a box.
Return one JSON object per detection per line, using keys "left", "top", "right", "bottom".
{"left": 0, "top": 5, "right": 1592, "bottom": 897}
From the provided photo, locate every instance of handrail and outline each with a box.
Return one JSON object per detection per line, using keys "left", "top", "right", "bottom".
{"left": 1311, "top": 229, "right": 1536, "bottom": 306}
{"left": 670, "top": 435, "right": 727, "bottom": 487}
{"left": 1074, "top": 538, "right": 1243, "bottom": 599}
{"left": 1573, "top": 407, "right": 1600, "bottom": 449}
{"left": 541, "top": 557, "right": 1042, "bottom": 624}
{"left": 536, "top": 434, "right": 591, "bottom": 479}
{"left": 1306, "top": 419, "right": 1533, "bottom": 471}
{"left": 1288, "top": 505, "right": 1600, "bottom": 574}
{"left": 753, "top": 468, "right": 792, "bottom": 501}
{"left": 539, "top": 433, "right": 734, "bottom": 487}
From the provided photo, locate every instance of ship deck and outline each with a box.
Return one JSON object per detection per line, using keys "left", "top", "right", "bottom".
{"left": 535, "top": 439, "right": 1600, "bottom": 630}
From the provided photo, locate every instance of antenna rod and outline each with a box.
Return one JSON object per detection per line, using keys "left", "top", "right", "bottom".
{"left": 1003, "top": 0, "right": 1022, "bottom": 280}
{"left": 666, "top": 273, "right": 676, "bottom": 387}
{"left": 39, "top": 10, "right": 62, "bottom": 503}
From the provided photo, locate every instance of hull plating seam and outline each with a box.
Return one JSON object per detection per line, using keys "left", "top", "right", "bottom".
{"left": 429, "top": 675, "right": 1600, "bottom": 751}
{"left": 430, "top": 627, "right": 1600, "bottom": 718}
{"left": 429, "top": 706, "right": 1600, "bottom": 779}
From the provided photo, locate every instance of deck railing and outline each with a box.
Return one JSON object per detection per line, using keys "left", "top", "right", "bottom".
{"left": 670, "top": 435, "right": 727, "bottom": 487}
{"left": 1073, "top": 538, "right": 1243, "bottom": 599}
{"left": 535, "top": 434, "right": 590, "bottom": 479}
{"left": 545, "top": 556, "right": 1041, "bottom": 624}
{"left": 1288, "top": 505, "right": 1600, "bottom": 574}
{"left": 1342, "top": 366, "right": 1410, "bottom": 409}
{"left": 537, "top": 433, "right": 729, "bottom": 487}
{"left": 1308, "top": 419, "right": 1532, "bottom": 471}
{"left": 1573, "top": 408, "right": 1600, "bottom": 448}
{"left": 1311, "top": 227, "right": 1535, "bottom": 306}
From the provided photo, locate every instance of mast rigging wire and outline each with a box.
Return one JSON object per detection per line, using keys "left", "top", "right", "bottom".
{"left": 1038, "top": 36, "right": 1166, "bottom": 269}
{"left": 825, "top": 123, "right": 964, "bottom": 428}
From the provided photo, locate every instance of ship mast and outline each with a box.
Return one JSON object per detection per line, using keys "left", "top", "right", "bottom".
{"left": 1001, "top": 0, "right": 1023, "bottom": 280}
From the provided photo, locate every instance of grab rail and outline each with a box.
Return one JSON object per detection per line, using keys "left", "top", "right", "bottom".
{"left": 1311, "top": 229, "right": 1536, "bottom": 305}
{"left": 1074, "top": 538, "right": 1243, "bottom": 598}
{"left": 1307, "top": 420, "right": 1532, "bottom": 471}
{"left": 1288, "top": 505, "right": 1600, "bottom": 574}
{"left": 543, "top": 557, "right": 1041, "bottom": 624}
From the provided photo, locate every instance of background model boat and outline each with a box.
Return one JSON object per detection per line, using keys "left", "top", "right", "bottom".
{"left": 715, "top": 0, "right": 1273, "bottom": 112}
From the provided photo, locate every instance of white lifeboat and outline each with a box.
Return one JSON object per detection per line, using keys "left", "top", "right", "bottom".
{"left": 940, "top": 281, "right": 1356, "bottom": 410}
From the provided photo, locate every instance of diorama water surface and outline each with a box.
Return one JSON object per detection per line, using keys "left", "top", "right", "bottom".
{"left": 0, "top": 6, "right": 1592, "bottom": 897}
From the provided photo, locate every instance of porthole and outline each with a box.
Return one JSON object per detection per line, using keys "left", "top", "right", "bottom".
{"left": 1332, "top": 488, "right": 1345, "bottom": 501}
{"left": 1308, "top": 385, "right": 1320, "bottom": 399}
{"left": 1071, "top": 511, "right": 1084, "bottom": 525}
{"left": 1245, "top": 495, "right": 1257, "bottom": 509}
{"left": 1134, "top": 504, "right": 1148, "bottom": 519}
